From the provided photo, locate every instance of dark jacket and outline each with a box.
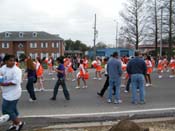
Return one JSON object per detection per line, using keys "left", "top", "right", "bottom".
{"left": 127, "top": 57, "right": 147, "bottom": 75}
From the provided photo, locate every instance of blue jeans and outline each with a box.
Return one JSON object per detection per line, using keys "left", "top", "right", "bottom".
{"left": 2, "top": 99, "right": 19, "bottom": 121}
{"left": 108, "top": 77, "right": 121, "bottom": 101}
{"left": 131, "top": 74, "right": 145, "bottom": 102}
{"left": 53, "top": 78, "right": 70, "bottom": 100}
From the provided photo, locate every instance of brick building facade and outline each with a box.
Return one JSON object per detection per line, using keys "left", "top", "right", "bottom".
{"left": 0, "top": 31, "right": 65, "bottom": 59}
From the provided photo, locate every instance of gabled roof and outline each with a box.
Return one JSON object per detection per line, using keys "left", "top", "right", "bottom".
{"left": 0, "top": 31, "right": 64, "bottom": 41}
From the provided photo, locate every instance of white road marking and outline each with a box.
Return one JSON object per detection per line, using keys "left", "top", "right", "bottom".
{"left": 22, "top": 107, "right": 175, "bottom": 118}
{"left": 22, "top": 89, "right": 62, "bottom": 92}
{"left": 22, "top": 78, "right": 57, "bottom": 81}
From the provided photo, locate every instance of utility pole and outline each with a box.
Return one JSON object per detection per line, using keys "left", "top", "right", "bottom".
{"left": 93, "top": 14, "right": 97, "bottom": 59}
{"left": 114, "top": 20, "right": 118, "bottom": 48}
{"left": 160, "top": 6, "right": 163, "bottom": 57}
{"left": 116, "top": 22, "right": 118, "bottom": 48}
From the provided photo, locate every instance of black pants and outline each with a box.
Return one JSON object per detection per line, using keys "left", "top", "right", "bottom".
{"left": 52, "top": 78, "right": 70, "bottom": 100}
{"left": 125, "top": 77, "right": 131, "bottom": 91}
{"left": 99, "top": 75, "right": 115, "bottom": 96}
{"left": 125, "top": 77, "right": 140, "bottom": 92}
{"left": 26, "top": 77, "right": 36, "bottom": 100}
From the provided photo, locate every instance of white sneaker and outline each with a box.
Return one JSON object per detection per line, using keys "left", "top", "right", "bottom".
{"left": 114, "top": 99, "right": 122, "bottom": 104}
{"left": 75, "top": 86, "right": 80, "bottom": 89}
{"left": 158, "top": 75, "right": 162, "bottom": 79}
{"left": 34, "top": 88, "right": 40, "bottom": 92}
{"left": 52, "top": 77, "right": 56, "bottom": 80}
{"left": 29, "top": 98, "right": 36, "bottom": 102}
{"left": 124, "top": 90, "right": 128, "bottom": 93}
{"left": 40, "top": 88, "right": 45, "bottom": 91}
{"left": 145, "top": 83, "right": 149, "bottom": 87}
{"left": 169, "top": 75, "right": 175, "bottom": 78}
{"left": 93, "top": 77, "right": 97, "bottom": 80}
{"left": 82, "top": 85, "right": 88, "bottom": 88}
{"left": 98, "top": 78, "right": 102, "bottom": 80}
{"left": 72, "top": 79, "right": 76, "bottom": 81}
{"left": 107, "top": 99, "right": 112, "bottom": 103}
{"left": 0, "top": 114, "right": 9, "bottom": 124}
{"left": 120, "top": 84, "right": 126, "bottom": 88}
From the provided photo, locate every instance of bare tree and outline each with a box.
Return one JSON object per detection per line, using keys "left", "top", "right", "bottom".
{"left": 168, "top": 0, "right": 173, "bottom": 58}
{"left": 145, "top": 0, "right": 162, "bottom": 57}
{"left": 154, "top": 0, "right": 159, "bottom": 57}
{"left": 120, "top": 0, "right": 147, "bottom": 49}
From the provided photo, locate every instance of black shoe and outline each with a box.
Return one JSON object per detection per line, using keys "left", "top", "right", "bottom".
{"left": 66, "top": 97, "right": 70, "bottom": 100}
{"left": 131, "top": 101, "right": 138, "bottom": 105}
{"left": 15, "top": 121, "right": 24, "bottom": 131}
{"left": 6, "top": 124, "right": 16, "bottom": 131}
{"left": 50, "top": 97, "right": 56, "bottom": 100}
{"left": 97, "top": 92, "right": 103, "bottom": 97}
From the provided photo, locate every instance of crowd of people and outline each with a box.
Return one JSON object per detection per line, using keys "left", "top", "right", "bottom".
{"left": 0, "top": 52, "right": 175, "bottom": 130}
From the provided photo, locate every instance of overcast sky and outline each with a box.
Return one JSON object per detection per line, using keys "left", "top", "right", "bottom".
{"left": 0, "top": 0, "right": 126, "bottom": 46}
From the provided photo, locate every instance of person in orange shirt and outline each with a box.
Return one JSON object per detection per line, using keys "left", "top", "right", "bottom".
{"left": 75, "top": 59, "right": 88, "bottom": 89}
{"left": 66, "top": 58, "right": 76, "bottom": 81}
{"left": 47, "top": 56, "right": 53, "bottom": 75}
{"left": 145, "top": 55, "right": 153, "bottom": 86}
{"left": 95, "top": 57, "right": 102, "bottom": 80}
{"left": 157, "top": 57, "right": 164, "bottom": 78}
{"left": 35, "top": 57, "right": 44, "bottom": 91}
{"left": 169, "top": 56, "right": 175, "bottom": 78}
{"left": 15, "top": 58, "right": 20, "bottom": 67}
{"left": 83, "top": 56, "right": 89, "bottom": 70}
{"left": 163, "top": 56, "right": 169, "bottom": 72}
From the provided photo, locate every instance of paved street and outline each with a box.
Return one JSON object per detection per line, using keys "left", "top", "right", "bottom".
{"left": 1, "top": 69, "right": 175, "bottom": 130}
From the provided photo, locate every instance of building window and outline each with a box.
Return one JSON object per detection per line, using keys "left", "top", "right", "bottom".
{"left": 52, "top": 42, "right": 59, "bottom": 48}
{"left": 32, "top": 32, "right": 37, "bottom": 37}
{"left": 41, "top": 42, "right": 48, "bottom": 48}
{"left": 35, "top": 53, "right": 38, "bottom": 58}
{"left": 2, "top": 43, "right": 9, "bottom": 48}
{"left": 19, "top": 32, "right": 24, "bottom": 38}
{"left": 51, "top": 53, "right": 60, "bottom": 60}
{"left": 57, "top": 53, "right": 60, "bottom": 57}
{"left": 52, "top": 42, "right": 55, "bottom": 48}
{"left": 29, "top": 53, "right": 36, "bottom": 59}
{"left": 56, "top": 42, "right": 59, "bottom": 48}
{"left": 30, "top": 42, "right": 37, "bottom": 48}
{"left": 5, "top": 32, "right": 10, "bottom": 38}
{"left": 52, "top": 53, "right": 56, "bottom": 60}
{"left": 18, "top": 43, "right": 24, "bottom": 48}
{"left": 41, "top": 53, "right": 48, "bottom": 59}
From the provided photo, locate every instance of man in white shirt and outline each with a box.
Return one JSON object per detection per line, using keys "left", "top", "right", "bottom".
{"left": 0, "top": 54, "right": 24, "bottom": 131}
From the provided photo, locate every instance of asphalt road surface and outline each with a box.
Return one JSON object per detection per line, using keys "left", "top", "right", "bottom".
{"left": 0, "top": 69, "right": 175, "bottom": 130}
